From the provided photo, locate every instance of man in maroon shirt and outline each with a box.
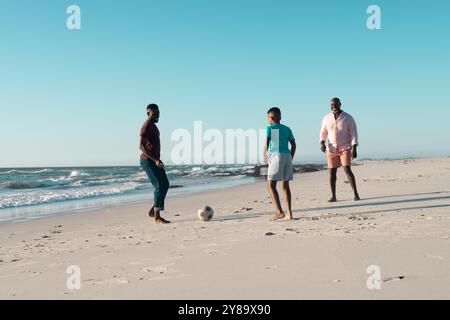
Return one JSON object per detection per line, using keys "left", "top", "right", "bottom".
{"left": 140, "top": 104, "right": 170, "bottom": 224}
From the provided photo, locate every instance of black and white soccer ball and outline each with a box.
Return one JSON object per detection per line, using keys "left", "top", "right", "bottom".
{"left": 198, "top": 206, "right": 214, "bottom": 221}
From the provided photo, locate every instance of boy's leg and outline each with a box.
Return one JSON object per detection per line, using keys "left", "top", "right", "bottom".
{"left": 267, "top": 180, "right": 284, "bottom": 221}
{"left": 282, "top": 154, "right": 294, "bottom": 219}
{"left": 282, "top": 181, "right": 293, "bottom": 220}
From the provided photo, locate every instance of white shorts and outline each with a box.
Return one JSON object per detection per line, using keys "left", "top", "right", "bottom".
{"left": 267, "top": 153, "right": 294, "bottom": 181}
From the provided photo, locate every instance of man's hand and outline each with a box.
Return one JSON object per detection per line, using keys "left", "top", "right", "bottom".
{"left": 352, "top": 146, "right": 358, "bottom": 159}
{"left": 155, "top": 160, "right": 165, "bottom": 169}
{"left": 320, "top": 142, "right": 327, "bottom": 153}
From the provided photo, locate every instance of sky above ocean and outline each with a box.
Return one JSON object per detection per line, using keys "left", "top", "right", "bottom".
{"left": 1, "top": 0, "right": 449, "bottom": 167}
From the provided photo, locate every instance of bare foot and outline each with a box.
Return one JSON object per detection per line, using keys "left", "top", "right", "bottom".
{"left": 328, "top": 197, "right": 337, "bottom": 203}
{"left": 148, "top": 206, "right": 155, "bottom": 218}
{"left": 270, "top": 213, "right": 285, "bottom": 222}
{"left": 155, "top": 217, "right": 171, "bottom": 224}
{"left": 284, "top": 213, "right": 294, "bottom": 221}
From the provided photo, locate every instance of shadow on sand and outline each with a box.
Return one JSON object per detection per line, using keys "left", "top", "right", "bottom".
{"left": 295, "top": 191, "right": 450, "bottom": 215}
{"left": 178, "top": 191, "right": 450, "bottom": 223}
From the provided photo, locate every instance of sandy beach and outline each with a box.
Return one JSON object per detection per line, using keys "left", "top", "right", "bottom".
{"left": 1, "top": 157, "right": 450, "bottom": 300}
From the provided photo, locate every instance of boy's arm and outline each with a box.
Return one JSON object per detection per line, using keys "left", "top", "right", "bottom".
{"left": 263, "top": 137, "right": 271, "bottom": 164}
{"left": 290, "top": 140, "right": 297, "bottom": 159}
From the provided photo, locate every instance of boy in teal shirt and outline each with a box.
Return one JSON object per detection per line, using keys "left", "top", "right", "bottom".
{"left": 264, "top": 107, "right": 297, "bottom": 221}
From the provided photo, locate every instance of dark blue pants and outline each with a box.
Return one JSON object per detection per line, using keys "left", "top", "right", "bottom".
{"left": 140, "top": 158, "right": 170, "bottom": 211}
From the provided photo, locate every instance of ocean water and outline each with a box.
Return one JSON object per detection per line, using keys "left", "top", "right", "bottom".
{"left": 0, "top": 165, "right": 258, "bottom": 223}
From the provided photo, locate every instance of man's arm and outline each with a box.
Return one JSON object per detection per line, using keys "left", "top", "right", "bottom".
{"left": 140, "top": 136, "right": 164, "bottom": 167}
{"left": 352, "top": 145, "right": 358, "bottom": 159}
{"left": 320, "top": 140, "right": 327, "bottom": 153}
{"left": 349, "top": 116, "right": 359, "bottom": 159}
{"left": 320, "top": 118, "right": 328, "bottom": 153}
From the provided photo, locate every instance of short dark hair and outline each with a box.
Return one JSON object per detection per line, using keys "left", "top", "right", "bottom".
{"left": 147, "top": 104, "right": 159, "bottom": 112}
{"left": 267, "top": 107, "right": 281, "bottom": 117}
{"left": 331, "top": 97, "right": 341, "bottom": 104}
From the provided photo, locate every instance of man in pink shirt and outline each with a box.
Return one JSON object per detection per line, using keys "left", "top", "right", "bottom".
{"left": 320, "top": 98, "right": 360, "bottom": 202}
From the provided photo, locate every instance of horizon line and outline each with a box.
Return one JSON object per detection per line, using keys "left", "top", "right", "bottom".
{"left": 1, "top": 155, "right": 449, "bottom": 169}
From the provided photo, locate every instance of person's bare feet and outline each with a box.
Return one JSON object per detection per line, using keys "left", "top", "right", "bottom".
{"left": 328, "top": 197, "right": 337, "bottom": 203}
{"left": 270, "top": 212, "right": 285, "bottom": 222}
{"left": 284, "top": 212, "right": 294, "bottom": 220}
{"left": 148, "top": 206, "right": 155, "bottom": 218}
{"left": 155, "top": 217, "right": 170, "bottom": 224}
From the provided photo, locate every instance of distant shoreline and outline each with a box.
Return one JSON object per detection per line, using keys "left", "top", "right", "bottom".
{"left": 0, "top": 162, "right": 327, "bottom": 224}
{"left": 1, "top": 157, "right": 449, "bottom": 224}
{"left": 1, "top": 155, "right": 449, "bottom": 169}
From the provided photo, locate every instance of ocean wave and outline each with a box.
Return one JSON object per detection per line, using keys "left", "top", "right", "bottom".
{"left": 178, "top": 165, "right": 257, "bottom": 177}
{"left": 3, "top": 177, "right": 75, "bottom": 190}
{"left": 0, "top": 165, "right": 261, "bottom": 209}
{"left": 0, "top": 182, "right": 141, "bottom": 209}
{"left": 0, "top": 169, "right": 53, "bottom": 175}
{"left": 4, "top": 182, "right": 47, "bottom": 190}
{"left": 69, "top": 170, "right": 90, "bottom": 177}
{"left": 130, "top": 172, "right": 147, "bottom": 180}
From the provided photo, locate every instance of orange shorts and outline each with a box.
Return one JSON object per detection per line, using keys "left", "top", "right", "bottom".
{"left": 327, "top": 149, "right": 352, "bottom": 169}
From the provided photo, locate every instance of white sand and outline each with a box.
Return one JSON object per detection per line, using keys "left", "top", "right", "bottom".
{"left": 1, "top": 158, "right": 450, "bottom": 299}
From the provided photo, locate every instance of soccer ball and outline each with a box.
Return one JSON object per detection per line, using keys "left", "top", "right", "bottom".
{"left": 198, "top": 206, "right": 214, "bottom": 221}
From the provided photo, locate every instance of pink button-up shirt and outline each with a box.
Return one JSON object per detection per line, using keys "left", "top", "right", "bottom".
{"left": 320, "top": 112, "right": 358, "bottom": 153}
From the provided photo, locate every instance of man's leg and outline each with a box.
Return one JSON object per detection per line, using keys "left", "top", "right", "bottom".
{"left": 148, "top": 206, "right": 155, "bottom": 218}
{"left": 153, "top": 166, "right": 171, "bottom": 224}
{"left": 267, "top": 181, "right": 284, "bottom": 221}
{"left": 282, "top": 181, "right": 293, "bottom": 220}
{"left": 158, "top": 169, "right": 170, "bottom": 215}
{"left": 141, "top": 159, "right": 157, "bottom": 218}
{"left": 343, "top": 166, "right": 360, "bottom": 201}
{"left": 329, "top": 168, "right": 338, "bottom": 202}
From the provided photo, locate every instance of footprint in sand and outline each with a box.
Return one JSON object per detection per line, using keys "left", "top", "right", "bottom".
{"left": 204, "top": 249, "right": 220, "bottom": 256}
{"left": 142, "top": 265, "right": 170, "bottom": 274}
{"left": 22, "top": 270, "right": 42, "bottom": 277}
{"left": 426, "top": 255, "right": 445, "bottom": 261}
{"left": 264, "top": 266, "right": 278, "bottom": 271}
{"left": 50, "top": 225, "right": 63, "bottom": 234}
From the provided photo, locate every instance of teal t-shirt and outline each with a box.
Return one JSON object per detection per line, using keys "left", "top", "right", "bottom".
{"left": 266, "top": 123, "right": 295, "bottom": 154}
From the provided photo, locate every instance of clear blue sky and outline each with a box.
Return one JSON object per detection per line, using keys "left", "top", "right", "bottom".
{"left": 1, "top": 0, "right": 449, "bottom": 167}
